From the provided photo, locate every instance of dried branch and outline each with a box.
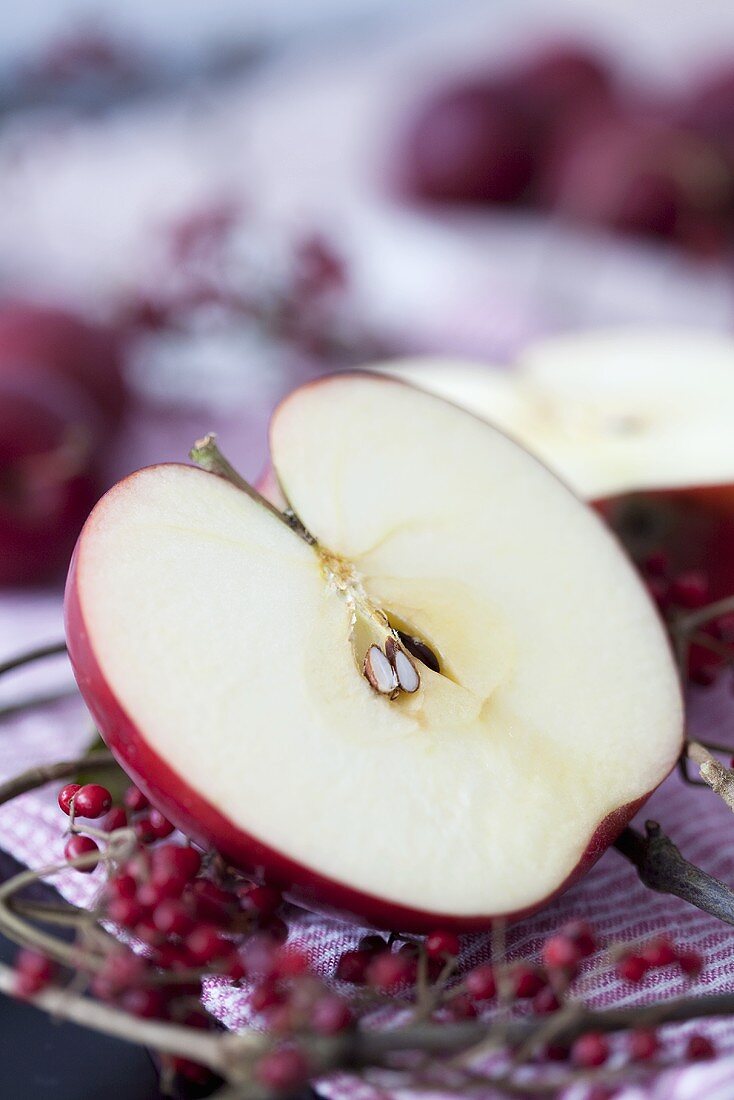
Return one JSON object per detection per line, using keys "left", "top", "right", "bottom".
{"left": 0, "top": 640, "right": 67, "bottom": 678}
{"left": 0, "top": 960, "right": 249, "bottom": 1075}
{"left": 687, "top": 741, "right": 734, "bottom": 813}
{"left": 0, "top": 751, "right": 116, "bottom": 808}
{"left": 614, "top": 820, "right": 734, "bottom": 925}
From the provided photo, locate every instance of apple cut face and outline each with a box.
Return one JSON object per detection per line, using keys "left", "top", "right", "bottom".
{"left": 378, "top": 330, "right": 734, "bottom": 501}
{"left": 66, "top": 374, "right": 682, "bottom": 930}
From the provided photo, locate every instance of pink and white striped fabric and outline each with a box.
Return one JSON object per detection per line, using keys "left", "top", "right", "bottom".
{"left": 2, "top": 590, "right": 734, "bottom": 1099}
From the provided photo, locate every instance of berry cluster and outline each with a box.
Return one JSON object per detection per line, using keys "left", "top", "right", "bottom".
{"left": 639, "top": 552, "right": 734, "bottom": 687}
{"left": 8, "top": 776, "right": 718, "bottom": 1097}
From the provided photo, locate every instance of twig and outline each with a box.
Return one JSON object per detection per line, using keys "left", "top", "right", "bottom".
{"left": 0, "top": 961, "right": 251, "bottom": 1074}
{"left": 614, "top": 820, "right": 734, "bottom": 925}
{"left": 687, "top": 741, "right": 734, "bottom": 812}
{"left": 0, "top": 751, "right": 116, "bottom": 807}
{"left": 0, "top": 641, "right": 67, "bottom": 678}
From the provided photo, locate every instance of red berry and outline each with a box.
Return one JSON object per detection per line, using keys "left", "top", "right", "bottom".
{"left": 336, "top": 949, "right": 370, "bottom": 984}
{"left": 678, "top": 951, "right": 703, "bottom": 979}
{"left": 686, "top": 1033, "right": 715, "bottom": 1060}
{"left": 629, "top": 1028, "right": 659, "bottom": 1061}
{"left": 713, "top": 612, "right": 734, "bottom": 643}
{"left": 358, "top": 934, "right": 388, "bottom": 955}
{"left": 98, "top": 952, "right": 146, "bottom": 992}
{"left": 185, "top": 925, "right": 231, "bottom": 966}
{"left": 148, "top": 808, "right": 174, "bottom": 839}
{"left": 153, "top": 844, "right": 201, "bottom": 882}
{"left": 121, "top": 987, "right": 167, "bottom": 1018}
{"left": 641, "top": 937, "right": 677, "bottom": 968}
{"left": 258, "top": 915, "right": 289, "bottom": 944}
{"left": 646, "top": 576, "right": 670, "bottom": 610}
{"left": 616, "top": 954, "right": 649, "bottom": 983}
{"left": 72, "top": 784, "right": 112, "bottom": 819}
{"left": 544, "top": 1043, "right": 569, "bottom": 1062}
{"left": 571, "top": 1031, "right": 609, "bottom": 1068}
{"left": 367, "top": 951, "right": 414, "bottom": 992}
{"left": 108, "top": 873, "right": 137, "bottom": 900}
{"left": 124, "top": 785, "right": 149, "bottom": 812}
{"left": 136, "top": 917, "right": 165, "bottom": 947}
{"left": 561, "top": 920, "right": 596, "bottom": 958}
{"left": 13, "top": 949, "right": 54, "bottom": 997}
{"left": 425, "top": 929, "right": 460, "bottom": 960}
{"left": 532, "top": 986, "right": 560, "bottom": 1015}
{"left": 688, "top": 649, "right": 722, "bottom": 686}
{"left": 671, "top": 570, "right": 710, "bottom": 609}
{"left": 224, "top": 952, "right": 247, "bottom": 982}
{"left": 153, "top": 900, "right": 194, "bottom": 938}
{"left": 137, "top": 881, "right": 170, "bottom": 909}
{"left": 447, "top": 993, "right": 477, "bottom": 1019}
{"left": 310, "top": 995, "right": 352, "bottom": 1035}
{"left": 190, "top": 878, "right": 233, "bottom": 921}
{"left": 64, "top": 834, "right": 100, "bottom": 871}
{"left": 107, "top": 897, "right": 144, "bottom": 927}
{"left": 542, "top": 934, "right": 581, "bottom": 972}
{"left": 57, "top": 783, "right": 81, "bottom": 816}
{"left": 510, "top": 964, "right": 545, "bottom": 999}
{"left": 255, "top": 1047, "right": 309, "bottom": 1092}
{"left": 239, "top": 884, "right": 283, "bottom": 916}
{"left": 643, "top": 550, "right": 669, "bottom": 577}
{"left": 134, "top": 816, "right": 158, "bottom": 844}
{"left": 465, "top": 963, "right": 496, "bottom": 1001}
{"left": 271, "top": 946, "right": 309, "bottom": 979}
{"left": 102, "top": 807, "right": 128, "bottom": 832}
{"left": 251, "top": 980, "right": 284, "bottom": 1013}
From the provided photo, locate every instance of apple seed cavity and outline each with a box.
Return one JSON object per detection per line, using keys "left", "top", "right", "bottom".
{"left": 363, "top": 645, "right": 398, "bottom": 696}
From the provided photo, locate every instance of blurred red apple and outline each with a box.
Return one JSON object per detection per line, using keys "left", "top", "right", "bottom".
{"left": 0, "top": 300, "right": 127, "bottom": 429}
{"left": 0, "top": 388, "right": 100, "bottom": 586}
{"left": 509, "top": 41, "right": 613, "bottom": 124}
{"left": 400, "top": 79, "right": 539, "bottom": 204}
{"left": 542, "top": 109, "right": 734, "bottom": 246}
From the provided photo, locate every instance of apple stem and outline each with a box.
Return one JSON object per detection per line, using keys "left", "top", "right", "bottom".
{"left": 189, "top": 433, "right": 315, "bottom": 545}
{"left": 614, "top": 820, "right": 734, "bottom": 926}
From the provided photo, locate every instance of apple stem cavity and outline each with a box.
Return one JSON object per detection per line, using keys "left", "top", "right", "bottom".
{"left": 189, "top": 433, "right": 315, "bottom": 546}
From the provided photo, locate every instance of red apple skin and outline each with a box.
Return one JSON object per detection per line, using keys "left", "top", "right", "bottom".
{"left": 0, "top": 300, "right": 127, "bottom": 429}
{"left": 0, "top": 389, "right": 100, "bottom": 586}
{"left": 65, "top": 466, "right": 660, "bottom": 932}
{"left": 595, "top": 484, "right": 734, "bottom": 600}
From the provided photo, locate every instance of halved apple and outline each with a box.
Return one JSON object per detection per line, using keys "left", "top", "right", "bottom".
{"left": 379, "top": 328, "right": 734, "bottom": 500}
{"left": 65, "top": 374, "right": 682, "bottom": 930}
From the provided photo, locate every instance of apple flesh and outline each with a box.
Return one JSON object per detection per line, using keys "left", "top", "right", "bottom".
{"left": 379, "top": 330, "right": 734, "bottom": 501}
{"left": 65, "top": 374, "right": 682, "bottom": 930}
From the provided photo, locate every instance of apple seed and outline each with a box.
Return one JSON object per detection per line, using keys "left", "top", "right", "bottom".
{"left": 363, "top": 645, "right": 398, "bottom": 695}
{"left": 385, "top": 637, "right": 420, "bottom": 694}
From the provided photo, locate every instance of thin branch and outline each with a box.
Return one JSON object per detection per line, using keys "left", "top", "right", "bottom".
{"left": 687, "top": 741, "right": 734, "bottom": 813}
{"left": 0, "top": 751, "right": 116, "bottom": 807}
{"left": 614, "top": 820, "right": 734, "bottom": 925}
{"left": 0, "top": 641, "right": 67, "bottom": 678}
{"left": 189, "top": 434, "right": 314, "bottom": 545}
{"left": 0, "top": 961, "right": 249, "bottom": 1074}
